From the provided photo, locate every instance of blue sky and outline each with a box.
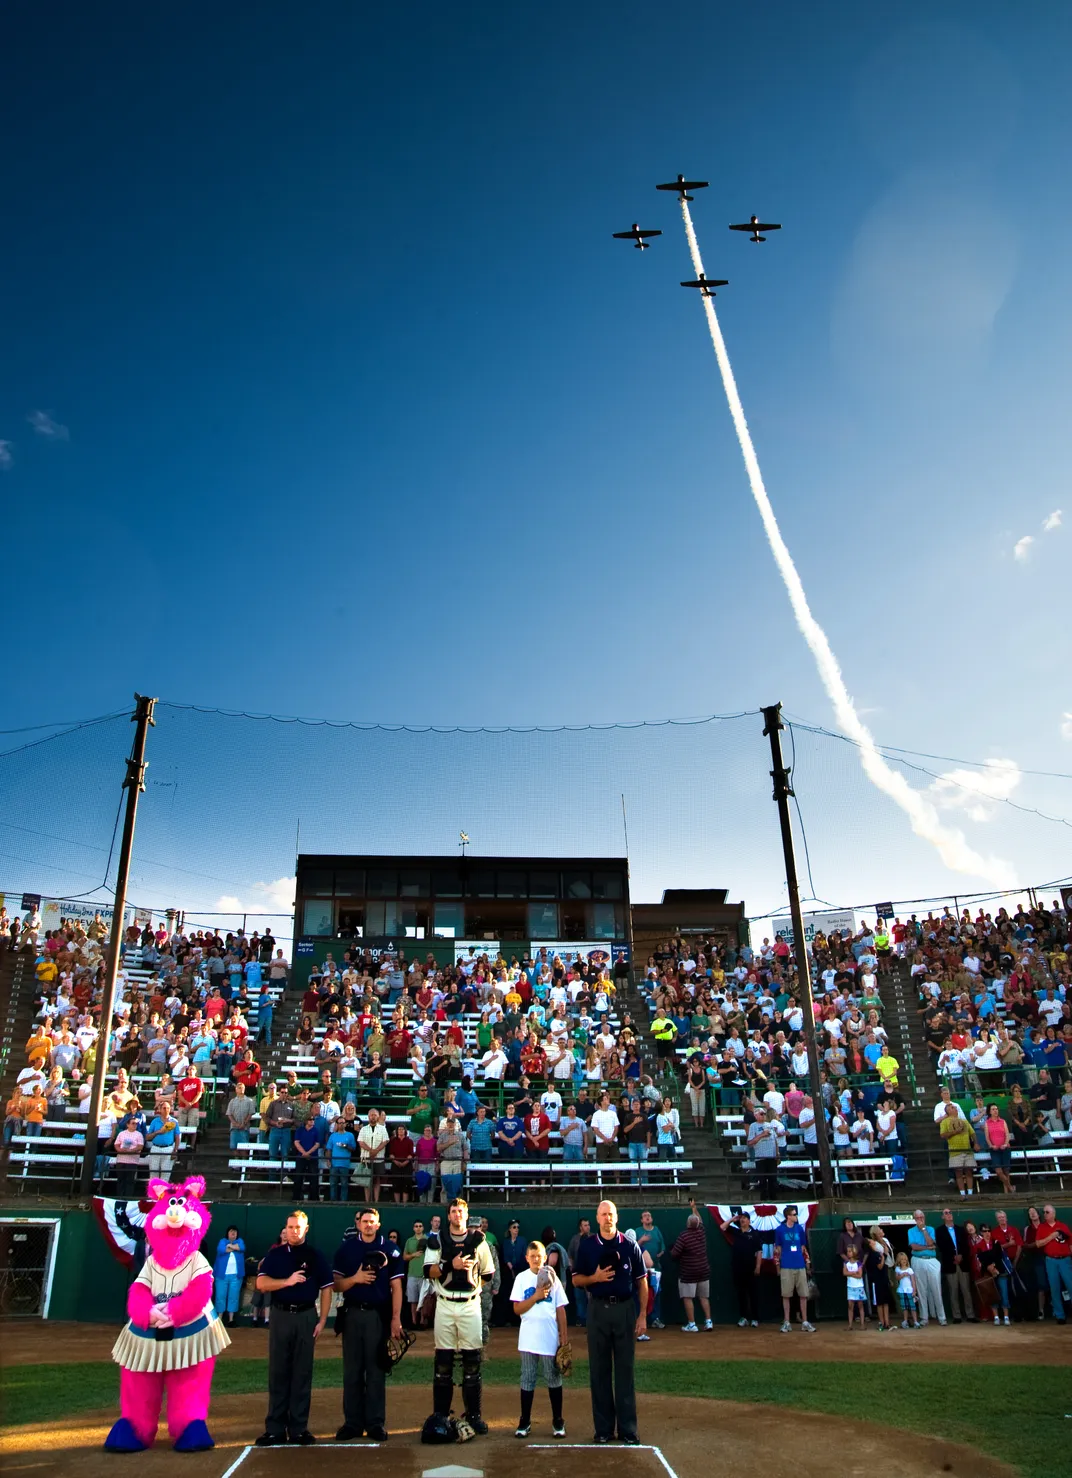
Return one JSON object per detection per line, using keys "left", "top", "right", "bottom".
{"left": 1, "top": 2, "right": 1070, "bottom": 920}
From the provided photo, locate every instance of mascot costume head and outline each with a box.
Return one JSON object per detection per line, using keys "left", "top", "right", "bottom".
{"left": 104, "top": 1175, "right": 231, "bottom": 1452}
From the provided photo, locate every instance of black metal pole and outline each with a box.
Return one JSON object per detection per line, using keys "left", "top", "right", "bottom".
{"left": 761, "top": 703, "right": 835, "bottom": 1200}
{"left": 79, "top": 694, "right": 157, "bottom": 1198}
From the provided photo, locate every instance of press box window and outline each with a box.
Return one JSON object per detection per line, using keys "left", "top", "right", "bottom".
{"left": 302, "top": 900, "right": 334, "bottom": 936}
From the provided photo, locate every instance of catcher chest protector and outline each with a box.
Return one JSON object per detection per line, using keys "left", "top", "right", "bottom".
{"left": 440, "top": 1229, "right": 486, "bottom": 1294}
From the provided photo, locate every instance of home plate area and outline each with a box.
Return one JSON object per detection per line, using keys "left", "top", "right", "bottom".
{"left": 235, "top": 1444, "right": 674, "bottom": 1478}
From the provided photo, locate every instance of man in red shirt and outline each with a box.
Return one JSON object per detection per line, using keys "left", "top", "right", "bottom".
{"left": 175, "top": 1065, "right": 204, "bottom": 1135}
{"left": 1037, "top": 1204, "right": 1072, "bottom": 1322}
{"left": 233, "top": 1049, "right": 263, "bottom": 1093}
{"left": 388, "top": 1025, "right": 412, "bottom": 1064}
{"left": 990, "top": 1208, "right": 1023, "bottom": 1266}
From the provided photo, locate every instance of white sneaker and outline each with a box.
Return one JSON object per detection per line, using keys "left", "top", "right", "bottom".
{"left": 750, "top": 1320, "right": 759, "bottom": 1328}
{"left": 703, "top": 1320, "right": 713, "bottom": 1330}
{"left": 1003, "top": 1316, "right": 1011, "bottom": 1326}
{"left": 738, "top": 1318, "right": 748, "bottom": 1327}
{"left": 780, "top": 1321, "right": 792, "bottom": 1333}
{"left": 901, "top": 1320, "right": 909, "bottom": 1329}
{"left": 993, "top": 1315, "right": 1000, "bottom": 1325}
{"left": 801, "top": 1321, "right": 816, "bottom": 1332}
{"left": 682, "top": 1322, "right": 699, "bottom": 1332}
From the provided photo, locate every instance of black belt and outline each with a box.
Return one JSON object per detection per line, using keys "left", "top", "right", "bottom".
{"left": 347, "top": 1302, "right": 386, "bottom": 1312}
{"left": 274, "top": 1302, "right": 318, "bottom": 1313}
{"left": 592, "top": 1295, "right": 632, "bottom": 1305}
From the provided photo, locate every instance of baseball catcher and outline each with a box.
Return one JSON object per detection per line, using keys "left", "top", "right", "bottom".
{"left": 420, "top": 1197, "right": 496, "bottom": 1442}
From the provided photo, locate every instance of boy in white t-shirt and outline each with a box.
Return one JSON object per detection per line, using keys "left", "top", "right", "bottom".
{"left": 510, "top": 1240, "right": 569, "bottom": 1439}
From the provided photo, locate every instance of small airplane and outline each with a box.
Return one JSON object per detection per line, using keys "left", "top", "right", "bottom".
{"left": 729, "top": 214, "right": 781, "bottom": 243}
{"left": 655, "top": 174, "right": 709, "bottom": 201}
{"left": 612, "top": 222, "right": 663, "bottom": 250}
{"left": 681, "top": 274, "right": 728, "bottom": 297}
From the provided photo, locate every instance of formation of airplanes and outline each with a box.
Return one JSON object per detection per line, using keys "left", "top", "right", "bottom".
{"left": 613, "top": 176, "right": 781, "bottom": 287}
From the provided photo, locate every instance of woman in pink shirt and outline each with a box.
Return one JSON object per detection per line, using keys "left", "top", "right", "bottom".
{"left": 983, "top": 1103, "right": 1013, "bottom": 1195}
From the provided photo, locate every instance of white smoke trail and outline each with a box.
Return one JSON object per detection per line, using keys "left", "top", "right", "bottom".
{"left": 679, "top": 199, "right": 1012, "bottom": 886}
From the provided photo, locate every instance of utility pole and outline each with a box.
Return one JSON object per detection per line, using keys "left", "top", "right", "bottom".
{"left": 761, "top": 703, "right": 835, "bottom": 1200}
{"left": 79, "top": 694, "right": 156, "bottom": 1198}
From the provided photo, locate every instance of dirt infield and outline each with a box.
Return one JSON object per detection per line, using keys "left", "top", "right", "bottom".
{"left": 6, "top": 1319, "right": 1071, "bottom": 1367}
{"left": 0, "top": 1390, "right": 1014, "bottom": 1478}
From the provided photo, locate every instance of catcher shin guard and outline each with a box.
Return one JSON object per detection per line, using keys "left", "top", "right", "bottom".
{"left": 461, "top": 1348, "right": 487, "bottom": 1434}
{"left": 433, "top": 1348, "right": 455, "bottom": 1417}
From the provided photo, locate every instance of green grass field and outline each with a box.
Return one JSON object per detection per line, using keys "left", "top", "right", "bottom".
{"left": 2, "top": 1358, "right": 1065, "bottom": 1478}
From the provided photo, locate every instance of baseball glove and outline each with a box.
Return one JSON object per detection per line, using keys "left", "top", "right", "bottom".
{"left": 555, "top": 1340, "right": 573, "bottom": 1378}
{"left": 379, "top": 1327, "right": 416, "bottom": 1373}
{"left": 452, "top": 1414, "right": 476, "bottom": 1443}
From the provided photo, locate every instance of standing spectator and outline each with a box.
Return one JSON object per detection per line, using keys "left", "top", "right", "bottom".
{"left": 621, "top": 1098, "right": 651, "bottom": 1187}
{"left": 636, "top": 1209, "right": 666, "bottom": 1329}
{"left": 567, "top": 1217, "right": 591, "bottom": 1327}
{"left": 1035, "top": 1203, "right": 1072, "bottom": 1322}
{"left": 175, "top": 1065, "right": 204, "bottom": 1137}
{"left": 214, "top": 1226, "right": 247, "bottom": 1326}
{"left": 936, "top": 1208, "right": 978, "bottom": 1323}
{"left": 559, "top": 1105, "right": 587, "bottom": 1164}
{"left": 721, "top": 1210, "right": 763, "bottom": 1327}
{"left": 226, "top": 1082, "right": 255, "bottom": 1148}
{"left": 589, "top": 1094, "right": 620, "bottom": 1171}
{"left": 389, "top": 1121, "right": 415, "bottom": 1203}
{"left": 864, "top": 1224, "right": 895, "bottom": 1332}
{"left": 112, "top": 1113, "right": 145, "bottom": 1197}
{"left": 255, "top": 1211, "right": 333, "bottom": 1445}
{"left": 746, "top": 1106, "right": 778, "bottom": 1196}
{"left": 654, "top": 1096, "right": 680, "bottom": 1162}
{"left": 908, "top": 1209, "right": 946, "bottom": 1327}
{"left": 403, "top": 1218, "right": 427, "bottom": 1326}
{"left": 144, "top": 1105, "right": 179, "bottom": 1179}
{"left": 939, "top": 1101, "right": 977, "bottom": 1198}
{"left": 327, "top": 1120, "right": 357, "bottom": 1202}
{"left": 571, "top": 1200, "right": 647, "bottom": 1445}
{"left": 893, "top": 1253, "right": 921, "bottom": 1329}
{"left": 774, "top": 1205, "right": 815, "bottom": 1333}
{"left": 437, "top": 1108, "right": 469, "bottom": 1202}
{"left": 358, "top": 1108, "right": 389, "bottom": 1203}
{"left": 257, "top": 986, "right": 274, "bottom": 1046}
{"left": 670, "top": 1213, "right": 712, "bottom": 1332}
{"left": 266, "top": 1086, "right": 295, "bottom": 1164}
{"left": 292, "top": 1115, "right": 322, "bottom": 1202}
{"left": 983, "top": 1104, "right": 1014, "bottom": 1195}
{"left": 495, "top": 1101, "right": 525, "bottom": 1161}
{"left": 843, "top": 1250, "right": 867, "bottom": 1330}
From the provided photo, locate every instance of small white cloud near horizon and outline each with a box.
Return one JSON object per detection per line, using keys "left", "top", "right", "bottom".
{"left": 27, "top": 409, "right": 69, "bottom": 440}
{"left": 927, "top": 756, "right": 1021, "bottom": 823}
{"left": 0, "top": 441, "right": 12, "bottom": 471}
{"left": 1013, "top": 535, "right": 1034, "bottom": 562}
{"left": 212, "top": 876, "right": 295, "bottom": 920}
{"left": 1062, "top": 712, "right": 1072, "bottom": 742}
{"left": 1043, "top": 509, "right": 1062, "bottom": 532}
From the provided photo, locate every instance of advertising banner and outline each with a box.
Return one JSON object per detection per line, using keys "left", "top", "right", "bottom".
{"left": 528, "top": 941, "right": 616, "bottom": 970}
{"left": 454, "top": 940, "right": 501, "bottom": 963}
{"left": 769, "top": 908, "right": 856, "bottom": 947}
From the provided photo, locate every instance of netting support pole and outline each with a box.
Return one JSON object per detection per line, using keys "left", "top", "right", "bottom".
{"left": 79, "top": 693, "right": 157, "bottom": 1199}
{"left": 761, "top": 702, "right": 835, "bottom": 1201}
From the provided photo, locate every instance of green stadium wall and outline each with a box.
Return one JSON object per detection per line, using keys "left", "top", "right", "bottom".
{"left": 7, "top": 1201, "right": 1071, "bottom": 1325}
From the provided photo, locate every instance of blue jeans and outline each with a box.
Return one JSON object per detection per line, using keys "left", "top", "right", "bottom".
{"left": 258, "top": 1013, "right": 273, "bottom": 1046}
{"left": 574, "top": 1283, "right": 588, "bottom": 1325}
{"left": 994, "top": 1274, "right": 1010, "bottom": 1310}
{"left": 1045, "top": 1256, "right": 1072, "bottom": 1319}
{"left": 215, "top": 1275, "right": 243, "bottom": 1316}
{"left": 628, "top": 1142, "right": 648, "bottom": 1183}
{"left": 441, "top": 1169, "right": 464, "bottom": 1201}
{"left": 330, "top": 1166, "right": 351, "bottom": 1200}
{"left": 340, "top": 1082, "right": 358, "bottom": 1107}
{"left": 230, "top": 1128, "right": 250, "bottom": 1150}
{"left": 268, "top": 1128, "right": 292, "bottom": 1161}
{"left": 24, "top": 1122, "right": 43, "bottom": 1138}
{"left": 217, "top": 1053, "right": 233, "bottom": 1082}
{"left": 562, "top": 1144, "right": 584, "bottom": 1162}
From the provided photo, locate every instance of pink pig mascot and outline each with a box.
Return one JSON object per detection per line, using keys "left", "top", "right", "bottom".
{"left": 105, "top": 1176, "right": 231, "bottom": 1452}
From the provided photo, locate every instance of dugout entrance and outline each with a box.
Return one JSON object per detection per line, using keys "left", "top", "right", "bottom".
{"left": 0, "top": 1216, "right": 60, "bottom": 1318}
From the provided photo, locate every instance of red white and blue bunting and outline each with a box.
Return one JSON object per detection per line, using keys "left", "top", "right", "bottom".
{"left": 92, "top": 1196, "right": 150, "bottom": 1267}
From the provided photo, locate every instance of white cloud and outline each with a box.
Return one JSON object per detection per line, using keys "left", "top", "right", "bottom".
{"left": 1062, "top": 713, "right": 1072, "bottom": 742}
{"left": 0, "top": 441, "right": 11, "bottom": 470}
{"left": 212, "top": 877, "right": 295, "bottom": 919}
{"left": 1043, "top": 509, "right": 1062, "bottom": 532}
{"left": 927, "top": 756, "right": 1021, "bottom": 822}
{"left": 27, "top": 409, "right": 69, "bottom": 440}
{"left": 1013, "top": 535, "right": 1034, "bottom": 562}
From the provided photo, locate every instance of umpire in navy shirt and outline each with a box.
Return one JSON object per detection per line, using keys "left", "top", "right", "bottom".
{"left": 571, "top": 1199, "right": 648, "bottom": 1444}
{"left": 333, "top": 1207, "right": 405, "bottom": 1441}
{"left": 255, "top": 1210, "right": 334, "bottom": 1445}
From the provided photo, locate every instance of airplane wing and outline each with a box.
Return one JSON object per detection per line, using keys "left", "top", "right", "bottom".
{"left": 656, "top": 178, "right": 708, "bottom": 192}
{"left": 753, "top": 222, "right": 781, "bottom": 232}
{"left": 728, "top": 223, "right": 754, "bottom": 232}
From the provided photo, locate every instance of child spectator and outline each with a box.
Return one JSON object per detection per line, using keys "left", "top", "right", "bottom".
{"left": 894, "top": 1252, "right": 921, "bottom": 1328}
{"left": 844, "top": 1254, "right": 866, "bottom": 1329}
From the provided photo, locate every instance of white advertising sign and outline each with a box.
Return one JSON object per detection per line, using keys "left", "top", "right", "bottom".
{"left": 41, "top": 899, "right": 136, "bottom": 933}
{"left": 769, "top": 908, "right": 856, "bottom": 948}
{"left": 528, "top": 941, "right": 615, "bottom": 969}
{"left": 453, "top": 940, "right": 501, "bottom": 964}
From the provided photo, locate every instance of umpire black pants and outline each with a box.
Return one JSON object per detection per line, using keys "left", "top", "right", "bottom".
{"left": 342, "top": 1306, "right": 388, "bottom": 1432}
{"left": 586, "top": 1296, "right": 637, "bottom": 1441}
{"left": 732, "top": 1265, "right": 759, "bottom": 1322}
{"left": 266, "top": 1306, "right": 318, "bottom": 1437}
